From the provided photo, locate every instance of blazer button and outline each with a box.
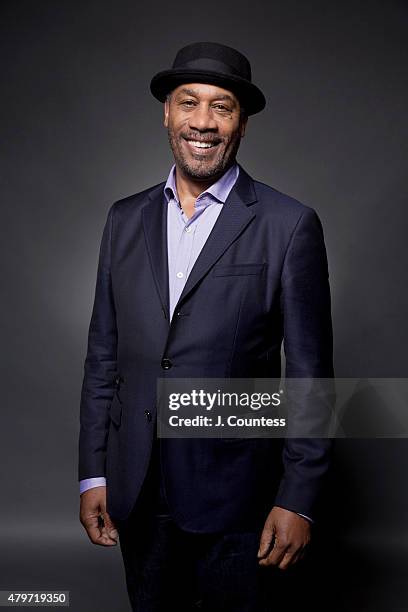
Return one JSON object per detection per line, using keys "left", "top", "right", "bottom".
{"left": 144, "top": 410, "right": 152, "bottom": 422}
{"left": 161, "top": 358, "right": 172, "bottom": 370}
{"left": 114, "top": 374, "right": 124, "bottom": 388}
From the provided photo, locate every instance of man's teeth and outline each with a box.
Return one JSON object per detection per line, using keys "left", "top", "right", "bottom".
{"left": 188, "top": 140, "right": 216, "bottom": 148}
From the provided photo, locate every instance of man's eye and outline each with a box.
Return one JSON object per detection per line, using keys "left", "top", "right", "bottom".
{"left": 214, "top": 105, "right": 230, "bottom": 112}
{"left": 181, "top": 100, "right": 195, "bottom": 107}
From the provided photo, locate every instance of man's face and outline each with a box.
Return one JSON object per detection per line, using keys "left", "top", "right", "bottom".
{"left": 164, "top": 82, "right": 247, "bottom": 181}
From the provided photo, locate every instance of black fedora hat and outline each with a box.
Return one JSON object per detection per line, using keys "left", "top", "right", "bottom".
{"left": 150, "top": 41, "right": 266, "bottom": 116}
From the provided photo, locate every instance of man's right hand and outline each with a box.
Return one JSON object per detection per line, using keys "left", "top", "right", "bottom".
{"left": 79, "top": 486, "right": 118, "bottom": 546}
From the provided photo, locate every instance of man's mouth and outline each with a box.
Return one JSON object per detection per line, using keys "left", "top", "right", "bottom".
{"left": 183, "top": 137, "right": 220, "bottom": 153}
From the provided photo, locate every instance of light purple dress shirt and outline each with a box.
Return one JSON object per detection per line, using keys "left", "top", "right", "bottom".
{"left": 78, "top": 163, "right": 312, "bottom": 523}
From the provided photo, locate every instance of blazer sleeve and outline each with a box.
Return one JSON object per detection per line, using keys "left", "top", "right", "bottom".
{"left": 274, "top": 207, "right": 334, "bottom": 520}
{"left": 78, "top": 203, "right": 118, "bottom": 481}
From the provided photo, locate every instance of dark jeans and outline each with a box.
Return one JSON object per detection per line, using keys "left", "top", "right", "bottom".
{"left": 115, "top": 450, "right": 296, "bottom": 611}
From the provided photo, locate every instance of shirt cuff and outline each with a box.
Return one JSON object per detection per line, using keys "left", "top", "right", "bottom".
{"left": 79, "top": 477, "right": 107, "bottom": 495}
{"left": 297, "top": 512, "right": 314, "bottom": 523}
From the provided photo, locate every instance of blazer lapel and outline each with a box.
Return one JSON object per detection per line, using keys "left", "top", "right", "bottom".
{"left": 142, "top": 183, "right": 170, "bottom": 321}
{"left": 174, "top": 164, "right": 257, "bottom": 312}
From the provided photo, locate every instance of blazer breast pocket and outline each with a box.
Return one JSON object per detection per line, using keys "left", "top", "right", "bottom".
{"left": 212, "top": 263, "right": 266, "bottom": 277}
{"left": 109, "top": 394, "right": 123, "bottom": 428}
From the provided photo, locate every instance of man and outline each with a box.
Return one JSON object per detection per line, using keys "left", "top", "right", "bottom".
{"left": 79, "top": 42, "right": 334, "bottom": 611}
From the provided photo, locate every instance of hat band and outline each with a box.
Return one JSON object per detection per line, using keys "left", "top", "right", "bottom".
{"left": 176, "top": 57, "right": 248, "bottom": 79}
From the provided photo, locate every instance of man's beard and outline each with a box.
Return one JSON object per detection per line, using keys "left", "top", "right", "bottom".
{"left": 167, "top": 126, "right": 242, "bottom": 181}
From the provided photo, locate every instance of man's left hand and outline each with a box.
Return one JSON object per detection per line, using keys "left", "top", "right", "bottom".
{"left": 257, "top": 506, "right": 311, "bottom": 570}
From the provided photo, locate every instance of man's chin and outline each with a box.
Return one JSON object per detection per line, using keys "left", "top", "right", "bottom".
{"left": 186, "top": 168, "right": 220, "bottom": 180}
{"left": 178, "top": 159, "right": 227, "bottom": 181}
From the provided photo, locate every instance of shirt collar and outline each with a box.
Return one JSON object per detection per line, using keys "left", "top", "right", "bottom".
{"left": 164, "top": 163, "right": 239, "bottom": 207}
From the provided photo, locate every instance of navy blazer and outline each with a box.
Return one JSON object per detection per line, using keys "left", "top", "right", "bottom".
{"left": 78, "top": 164, "right": 334, "bottom": 531}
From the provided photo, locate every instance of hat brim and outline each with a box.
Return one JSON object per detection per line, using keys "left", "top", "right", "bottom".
{"left": 150, "top": 69, "right": 266, "bottom": 116}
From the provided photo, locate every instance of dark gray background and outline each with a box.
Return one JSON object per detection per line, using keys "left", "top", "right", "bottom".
{"left": 1, "top": 0, "right": 407, "bottom": 609}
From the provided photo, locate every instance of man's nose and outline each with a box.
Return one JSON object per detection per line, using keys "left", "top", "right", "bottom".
{"left": 188, "top": 105, "right": 218, "bottom": 131}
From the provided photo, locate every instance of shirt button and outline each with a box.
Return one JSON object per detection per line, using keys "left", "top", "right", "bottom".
{"left": 144, "top": 409, "right": 152, "bottom": 422}
{"left": 185, "top": 226, "right": 192, "bottom": 233}
{"left": 161, "top": 358, "right": 172, "bottom": 370}
{"left": 176, "top": 272, "right": 184, "bottom": 278}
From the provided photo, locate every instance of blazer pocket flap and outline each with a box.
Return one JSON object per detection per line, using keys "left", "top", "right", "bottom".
{"left": 109, "top": 395, "right": 123, "bottom": 428}
{"left": 213, "top": 263, "right": 265, "bottom": 277}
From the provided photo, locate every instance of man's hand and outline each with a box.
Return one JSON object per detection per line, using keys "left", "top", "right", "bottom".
{"left": 79, "top": 486, "right": 118, "bottom": 546}
{"left": 257, "top": 506, "right": 311, "bottom": 570}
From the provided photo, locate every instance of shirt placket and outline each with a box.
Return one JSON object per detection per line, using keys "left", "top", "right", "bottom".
{"left": 174, "top": 210, "right": 195, "bottom": 286}
{"left": 170, "top": 195, "right": 209, "bottom": 316}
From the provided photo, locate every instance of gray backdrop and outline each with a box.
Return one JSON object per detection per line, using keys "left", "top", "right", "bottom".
{"left": 1, "top": 0, "right": 407, "bottom": 610}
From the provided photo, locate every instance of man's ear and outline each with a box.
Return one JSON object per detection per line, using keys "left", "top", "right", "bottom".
{"left": 240, "top": 115, "right": 248, "bottom": 138}
{"left": 164, "top": 99, "right": 169, "bottom": 128}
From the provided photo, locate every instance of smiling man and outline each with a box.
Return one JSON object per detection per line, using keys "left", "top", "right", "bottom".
{"left": 79, "top": 42, "right": 334, "bottom": 611}
{"left": 166, "top": 82, "right": 246, "bottom": 173}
